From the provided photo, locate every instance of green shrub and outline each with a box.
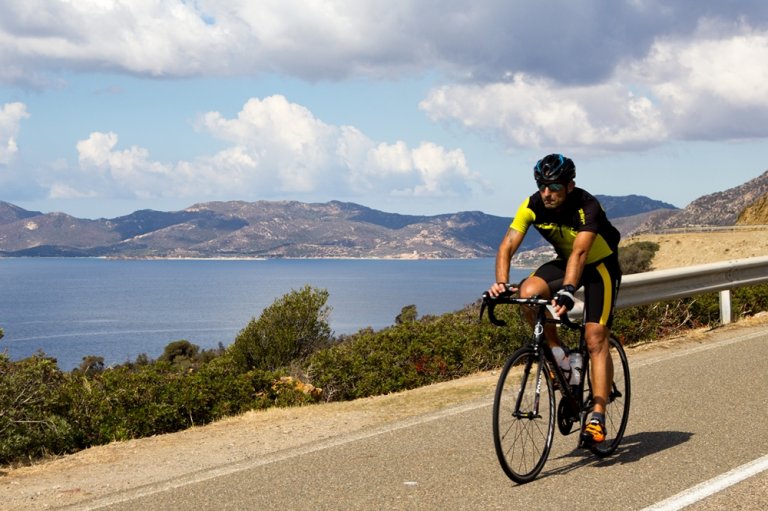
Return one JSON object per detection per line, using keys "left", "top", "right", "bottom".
{"left": 230, "top": 285, "right": 333, "bottom": 372}
{"left": 611, "top": 286, "right": 767, "bottom": 346}
{"left": 62, "top": 363, "right": 184, "bottom": 442}
{"left": 60, "top": 354, "right": 286, "bottom": 445}
{"left": 74, "top": 355, "right": 105, "bottom": 377}
{"left": 396, "top": 304, "right": 418, "bottom": 324}
{"left": 619, "top": 241, "right": 660, "bottom": 274}
{"left": 733, "top": 283, "right": 768, "bottom": 317}
{"left": 0, "top": 354, "right": 76, "bottom": 464}
{"left": 159, "top": 340, "right": 200, "bottom": 365}
{"left": 306, "top": 302, "right": 526, "bottom": 401}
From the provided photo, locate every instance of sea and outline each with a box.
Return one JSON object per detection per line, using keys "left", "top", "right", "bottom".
{"left": 0, "top": 258, "right": 531, "bottom": 371}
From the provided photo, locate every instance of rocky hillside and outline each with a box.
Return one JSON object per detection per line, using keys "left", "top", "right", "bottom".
{"left": 637, "top": 169, "right": 768, "bottom": 230}
{"left": 0, "top": 201, "right": 510, "bottom": 258}
{"left": 737, "top": 193, "right": 768, "bottom": 225}
{"left": 0, "top": 195, "right": 671, "bottom": 259}
{"left": 594, "top": 194, "right": 676, "bottom": 217}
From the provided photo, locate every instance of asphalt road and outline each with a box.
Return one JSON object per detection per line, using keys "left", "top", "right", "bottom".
{"left": 69, "top": 326, "right": 768, "bottom": 510}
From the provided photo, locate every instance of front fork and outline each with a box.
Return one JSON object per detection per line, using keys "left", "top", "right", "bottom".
{"left": 513, "top": 351, "right": 545, "bottom": 420}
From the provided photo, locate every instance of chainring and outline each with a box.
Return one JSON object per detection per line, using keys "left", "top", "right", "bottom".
{"left": 557, "top": 397, "right": 579, "bottom": 435}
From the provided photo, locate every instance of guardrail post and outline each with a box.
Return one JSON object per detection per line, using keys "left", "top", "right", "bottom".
{"left": 719, "top": 290, "right": 732, "bottom": 325}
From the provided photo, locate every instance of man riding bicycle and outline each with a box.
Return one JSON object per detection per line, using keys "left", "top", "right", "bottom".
{"left": 488, "top": 153, "right": 621, "bottom": 445}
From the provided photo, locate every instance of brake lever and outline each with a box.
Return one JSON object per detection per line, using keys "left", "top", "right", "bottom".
{"left": 480, "top": 290, "right": 511, "bottom": 327}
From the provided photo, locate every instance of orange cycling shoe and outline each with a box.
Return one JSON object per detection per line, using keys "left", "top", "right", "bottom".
{"left": 581, "top": 418, "right": 606, "bottom": 444}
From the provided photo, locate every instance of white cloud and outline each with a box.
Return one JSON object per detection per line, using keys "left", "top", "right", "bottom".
{"left": 2, "top": 0, "right": 741, "bottom": 85}
{"left": 76, "top": 131, "right": 119, "bottom": 168}
{"left": 407, "top": 142, "right": 480, "bottom": 197}
{"left": 0, "top": 0, "right": 431, "bottom": 84}
{"left": 3, "top": 1, "right": 768, "bottom": 150}
{"left": 420, "top": 76, "right": 668, "bottom": 151}
{"left": 75, "top": 131, "right": 175, "bottom": 199}
{"left": 0, "top": 102, "right": 29, "bottom": 165}
{"left": 635, "top": 28, "right": 768, "bottom": 139}
{"left": 65, "top": 95, "right": 484, "bottom": 201}
{"left": 420, "top": 25, "right": 768, "bottom": 150}
{"left": 0, "top": 0, "right": 229, "bottom": 83}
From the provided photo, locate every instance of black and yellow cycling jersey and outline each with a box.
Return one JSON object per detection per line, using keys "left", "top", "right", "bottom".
{"left": 510, "top": 187, "right": 620, "bottom": 264}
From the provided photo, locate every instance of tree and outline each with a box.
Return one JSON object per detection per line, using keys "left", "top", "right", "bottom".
{"left": 77, "top": 355, "right": 105, "bottom": 376}
{"left": 159, "top": 340, "right": 200, "bottom": 365}
{"left": 396, "top": 304, "right": 418, "bottom": 324}
{"left": 230, "top": 286, "right": 333, "bottom": 372}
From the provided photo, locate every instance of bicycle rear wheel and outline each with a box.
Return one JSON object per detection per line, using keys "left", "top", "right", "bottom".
{"left": 588, "top": 336, "right": 631, "bottom": 457}
{"left": 492, "top": 347, "right": 555, "bottom": 483}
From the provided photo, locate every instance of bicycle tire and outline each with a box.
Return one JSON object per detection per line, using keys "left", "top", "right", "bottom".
{"left": 492, "top": 346, "right": 555, "bottom": 483}
{"left": 588, "top": 336, "right": 631, "bottom": 457}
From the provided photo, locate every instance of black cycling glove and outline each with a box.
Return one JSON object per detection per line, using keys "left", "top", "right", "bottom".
{"left": 554, "top": 285, "right": 576, "bottom": 310}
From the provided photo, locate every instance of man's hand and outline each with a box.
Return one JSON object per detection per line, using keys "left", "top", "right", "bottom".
{"left": 488, "top": 282, "right": 517, "bottom": 298}
{"left": 552, "top": 284, "right": 576, "bottom": 315}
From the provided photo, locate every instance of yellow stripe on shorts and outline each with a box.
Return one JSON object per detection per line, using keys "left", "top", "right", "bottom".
{"left": 597, "top": 262, "right": 612, "bottom": 325}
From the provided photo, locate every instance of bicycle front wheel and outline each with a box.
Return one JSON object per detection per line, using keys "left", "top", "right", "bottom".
{"left": 492, "top": 346, "right": 555, "bottom": 484}
{"left": 589, "top": 336, "right": 631, "bottom": 457}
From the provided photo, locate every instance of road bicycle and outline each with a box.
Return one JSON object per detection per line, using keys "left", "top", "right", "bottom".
{"left": 480, "top": 289, "right": 631, "bottom": 484}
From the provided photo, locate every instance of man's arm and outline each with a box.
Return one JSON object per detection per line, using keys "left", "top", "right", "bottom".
{"left": 552, "top": 230, "right": 596, "bottom": 315}
{"left": 490, "top": 228, "right": 525, "bottom": 296}
{"left": 563, "top": 230, "right": 596, "bottom": 287}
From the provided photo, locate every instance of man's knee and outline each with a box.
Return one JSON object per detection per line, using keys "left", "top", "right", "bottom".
{"left": 584, "top": 324, "right": 610, "bottom": 353}
{"left": 520, "top": 276, "right": 551, "bottom": 299}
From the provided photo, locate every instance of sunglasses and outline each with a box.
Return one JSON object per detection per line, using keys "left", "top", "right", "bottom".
{"left": 537, "top": 181, "right": 566, "bottom": 192}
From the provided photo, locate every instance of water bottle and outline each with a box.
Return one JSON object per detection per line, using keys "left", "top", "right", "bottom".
{"left": 551, "top": 346, "right": 571, "bottom": 380}
{"left": 568, "top": 352, "right": 583, "bottom": 385}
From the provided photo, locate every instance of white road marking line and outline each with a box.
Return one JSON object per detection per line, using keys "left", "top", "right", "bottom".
{"left": 642, "top": 454, "right": 768, "bottom": 511}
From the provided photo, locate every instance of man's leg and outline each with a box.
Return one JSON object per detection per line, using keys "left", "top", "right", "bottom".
{"left": 519, "top": 276, "right": 560, "bottom": 346}
{"left": 583, "top": 322, "right": 613, "bottom": 442}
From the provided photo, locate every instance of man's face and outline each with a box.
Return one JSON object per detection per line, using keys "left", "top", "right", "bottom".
{"left": 537, "top": 181, "right": 572, "bottom": 209}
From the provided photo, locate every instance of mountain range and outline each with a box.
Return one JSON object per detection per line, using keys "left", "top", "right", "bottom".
{"left": 1, "top": 170, "right": 766, "bottom": 259}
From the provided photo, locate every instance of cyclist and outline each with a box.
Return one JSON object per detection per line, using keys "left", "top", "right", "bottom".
{"left": 488, "top": 153, "right": 621, "bottom": 445}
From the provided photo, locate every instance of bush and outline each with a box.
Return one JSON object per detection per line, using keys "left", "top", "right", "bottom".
{"left": 733, "top": 283, "right": 768, "bottom": 317}
{"left": 159, "top": 340, "right": 200, "bottom": 365}
{"left": 305, "top": 302, "right": 526, "bottom": 401}
{"left": 612, "top": 283, "right": 768, "bottom": 345}
{"left": 619, "top": 241, "right": 660, "bottom": 274}
{"left": 396, "top": 304, "right": 418, "bottom": 324}
{"left": 229, "top": 285, "right": 333, "bottom": 372}
{"left": 0, "top": 354, "right": 76, "bottom": 464}
{"left": 75, "top": 355, "right": 105, "bottom": 377}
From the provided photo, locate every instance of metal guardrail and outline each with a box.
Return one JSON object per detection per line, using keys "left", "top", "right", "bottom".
{"left": 571, "top": 255, "right": 768, "bottom": 324}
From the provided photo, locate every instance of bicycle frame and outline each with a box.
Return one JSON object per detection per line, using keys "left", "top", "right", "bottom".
{"left": 529, "top": 299, "right": 589, "bottom": 423}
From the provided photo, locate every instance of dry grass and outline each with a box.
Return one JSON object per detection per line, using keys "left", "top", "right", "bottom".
{"left": 623, "top": 227, "right": 768, "bottom": 270}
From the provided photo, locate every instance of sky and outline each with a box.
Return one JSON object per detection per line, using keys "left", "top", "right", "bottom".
{"left": 2, "top": 1, "right": 768, "bottom": 220}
